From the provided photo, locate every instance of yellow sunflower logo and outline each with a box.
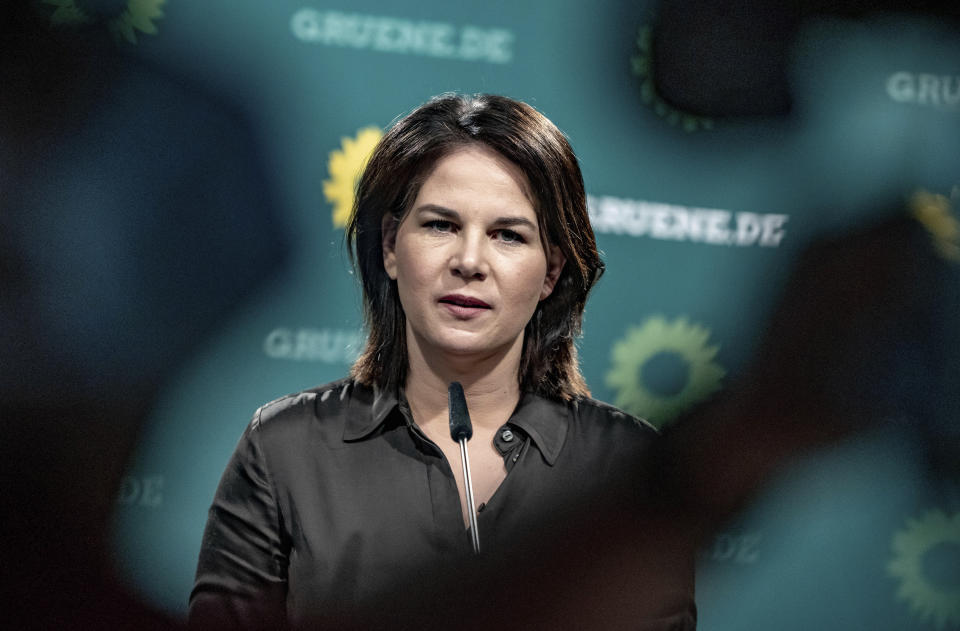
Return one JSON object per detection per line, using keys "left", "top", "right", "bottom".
{"left": 43, "top": 0, "right": 166, "bottom": 44}
{"left": 910, "top": 188, "right": 960, "bottom": 263}
{"left": 605, "top": 316, "right": 725, "bottom": 429}
{"left": 630, "top": 24, "right": 713, "bottom": 133}
{"left": 323, "top": 127, "right": 384, "bottom": 229}
{"left": 887, "top": 509, "right": 960, "bottom": 629}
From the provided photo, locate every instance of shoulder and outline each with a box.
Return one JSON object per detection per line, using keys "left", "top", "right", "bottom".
{"left": 548, "top": 395, "right": 659, "bottom": 486}
{"left": 569, "top": 395, "right": 658, "bottom": 436}
{"left": 249, "top": 377, "right": 372, "bottom": 438}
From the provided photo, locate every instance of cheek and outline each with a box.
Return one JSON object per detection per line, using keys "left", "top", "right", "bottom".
{"left": 511, "top": 263, "right": 549, "bottom": 304}
{"left": 394, "top": 244, "right": 436, "bottom": 301}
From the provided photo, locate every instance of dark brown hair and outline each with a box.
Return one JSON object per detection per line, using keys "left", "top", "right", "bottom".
{"left": 346, "top": 93, "right": 603, "bottom": 400}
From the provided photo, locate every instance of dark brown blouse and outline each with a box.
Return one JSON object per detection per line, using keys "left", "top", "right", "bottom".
{"left": 189, "top": 378, "right": 695, "bottom": 629}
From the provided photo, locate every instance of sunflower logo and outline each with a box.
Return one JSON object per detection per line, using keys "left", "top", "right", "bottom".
{"left": 43, "top": 0, "right": 166, "bottom": 44}
{"left": 605, "top": 316, "right": 725, "bottom": 429}
{"left": 887, "top": 509, "right": 960, "bottom": 629}
{"left": 630, "top": 24, "right": 713, "bottom": 133}
{"left": 910, "top": 188, "right": 960, "bottom": 263}
{"left": 324, "top": 127, "right": 384, "bottom": 229}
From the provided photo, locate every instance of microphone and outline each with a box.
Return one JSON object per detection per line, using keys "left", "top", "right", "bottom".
{"left": 448, "top": 382, "right": 480, "bottom": 554}
{"left": 448, "top": 381, "right": 473, "bottom": 442}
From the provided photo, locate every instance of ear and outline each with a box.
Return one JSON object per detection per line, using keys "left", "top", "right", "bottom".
{"left": 382, "top": 214, "right": 399, "bottom": 280}
{"left": 539, "top": 245, "right": 566, "bottom": 301}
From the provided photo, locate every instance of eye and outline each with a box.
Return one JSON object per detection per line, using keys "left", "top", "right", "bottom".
{"left": 495, "top": 229, "right": 526, "bottom": 244}
{"left": 424, "top": 219, "right": 455, "bottom": 233}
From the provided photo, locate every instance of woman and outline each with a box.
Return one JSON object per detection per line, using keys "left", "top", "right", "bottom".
{"left": 189, "top": 94, "right": 688, "bottom": 629}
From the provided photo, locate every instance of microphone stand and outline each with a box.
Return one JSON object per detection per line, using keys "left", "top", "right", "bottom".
{"left": 458, "top": 435, "right": 481, "bottom": 555}
{"left": 448, "top": 382, "right": 480, "bottom": 555}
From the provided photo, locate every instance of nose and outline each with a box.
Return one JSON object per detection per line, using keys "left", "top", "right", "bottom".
{"left": 450, "top": 230, "right": 488, "bottom": 281}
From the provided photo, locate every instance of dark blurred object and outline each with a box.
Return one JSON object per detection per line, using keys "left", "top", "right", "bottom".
{"left": 1, "top": 3, "right": 287, "bottom": 628}
{"left": 652, "top": 0, "right": 960, "bottom": 116}
{"left": 658, "top": 201, "right": 960, "bottom": 534}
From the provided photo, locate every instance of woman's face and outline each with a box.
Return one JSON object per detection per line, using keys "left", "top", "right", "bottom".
{"left": 383, "top": 144, "right": 565, "bottom": 368}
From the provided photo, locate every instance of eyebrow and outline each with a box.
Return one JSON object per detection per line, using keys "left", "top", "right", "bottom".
{"left": 413, "top": 204, "right": 538, "bottom": 231}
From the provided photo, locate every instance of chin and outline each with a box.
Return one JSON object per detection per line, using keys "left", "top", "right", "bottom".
{"left": 433, "top": 334, "right": 509, "bottom": 359}
{"left": 436, "top": 341, "right": 491, "bottom": 357}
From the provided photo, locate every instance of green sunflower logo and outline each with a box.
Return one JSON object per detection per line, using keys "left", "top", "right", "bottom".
{"left": 630, "top": 24, "right": 713, "bottom": 133}
{"left": 43, "top": 0, "right": 166, "bottom": 44}
{"left": 888, "top": 509, "right": 960, "bottom": 630}
{"left": 323, "top": 127, "right": 383, "bottom": 229}
{"left": 606, "top": 316, "right": 725, "bottom": 429}
{"left": 910, "top": 188, "right": 960, "bottom": 263}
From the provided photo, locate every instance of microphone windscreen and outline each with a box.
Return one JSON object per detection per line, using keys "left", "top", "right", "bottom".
{"left": 448, "top": 381, "right": 473, "bottom": 442}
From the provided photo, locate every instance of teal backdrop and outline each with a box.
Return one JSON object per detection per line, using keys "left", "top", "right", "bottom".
{"left": 44, "top": 0, "right": 960, "bottom": 627}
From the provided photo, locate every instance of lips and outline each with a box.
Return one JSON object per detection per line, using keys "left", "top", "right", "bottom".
{"left": 439, "top": 294, "right": 491, "bottom": 309}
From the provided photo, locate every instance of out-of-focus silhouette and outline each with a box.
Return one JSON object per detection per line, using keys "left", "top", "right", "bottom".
{"left": 653, "top": 0, "right": 960, "bottom": 116}
{"left": 1, "top": 4, "right": 288, "bottom": 628}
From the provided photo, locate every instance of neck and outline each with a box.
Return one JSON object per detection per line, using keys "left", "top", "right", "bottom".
{"left": 404, "top": 331, "right": 523, "bottom": 431}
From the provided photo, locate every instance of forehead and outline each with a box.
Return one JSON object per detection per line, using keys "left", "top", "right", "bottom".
{"left": 413, "top": 145, "right": 535, "bottom": 213}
